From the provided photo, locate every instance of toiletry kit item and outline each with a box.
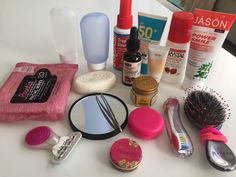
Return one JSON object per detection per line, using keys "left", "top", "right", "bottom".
{"left": 163, "top": 98, "right": 193, "bottom": 158}
{"left": 138, "top": 12, "right": 167, "bottom": 75}
{"left": 184, "top": 88, "right": 236, "bottom": 171}
{"left": 73, "top": 71, "right": 116, "bottom": 95}
{"left": 162, "top": 11, "right": 193, "bottom": 84}
{"left": 69, "top": 93, "right": 128, "bottom": 140}
{"left": 114, "top": 0, "right": 133, "bottom": 70}
{"left": 148, "top": 44, "right": 169, "bottom": 82}
{"left": 130, "top": 76, "right": 158, "bottom": 107}
{"left": 183, "top": 9, "right": 236, "bottom": 89}
{"left": 110, "top": 138, "right": 142, "bottom": 171}
{"left": 122, "top": 27, "right": 141, "bottom": 86}
{"left": 50, "top": 7, "right": 79, "bottom": 64}
{"left": 128, "top": 107, "right": 164, "bottom": 139}
{"left": 81, "top": 12, "right": 110, "bottom": 71}
{"left": 25, "top": 126, "right": 82, "bottom": 164}
{"left": 0, "top": 62, "right": 77, "bottom": 122}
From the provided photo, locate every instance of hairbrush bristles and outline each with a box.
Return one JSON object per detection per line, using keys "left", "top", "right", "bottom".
{"left": 184, "top": 87, "right": 230, "bottom": 129}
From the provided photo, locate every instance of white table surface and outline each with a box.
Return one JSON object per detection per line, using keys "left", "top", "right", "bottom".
{"left": 0, "top": 0, "right": 236, "bottom": 177}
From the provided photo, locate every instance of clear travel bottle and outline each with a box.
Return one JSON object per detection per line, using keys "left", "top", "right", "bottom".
{"left": 50, "top": 7, "right": 78, "bottom": 64}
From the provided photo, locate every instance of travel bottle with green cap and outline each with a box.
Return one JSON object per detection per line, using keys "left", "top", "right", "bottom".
{"left": 122, "top": 27, "right": 141, "bottom": 86}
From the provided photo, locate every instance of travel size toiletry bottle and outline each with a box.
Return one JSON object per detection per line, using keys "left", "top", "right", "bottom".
{"left": 113, "top": 0, "right": 133, "bottom": 70}
{"left": 80, "top": 13, "right": 110, "bottom": 71}
{"left": 161, "top": 12, "right": 193, "bottom": 84}
{"left": 122, "top": 27, "right": 141, "bottom": 86}
{"left": 50, "top": 7, "right": 78, "bottom": 64}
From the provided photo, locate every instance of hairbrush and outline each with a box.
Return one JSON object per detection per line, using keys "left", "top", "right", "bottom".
{"left": 163, "top": 98, "right": 193, "bottom": 158}
{"left": 184, "top": 88, "right": 236, "bottom": 171}
{"left": 25, "top": 126, "right": 82, "bottom": 164}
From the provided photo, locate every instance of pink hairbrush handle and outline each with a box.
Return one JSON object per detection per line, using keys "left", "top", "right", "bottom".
{"left": 200, "top": 127, "right": 227, "bottom": 144}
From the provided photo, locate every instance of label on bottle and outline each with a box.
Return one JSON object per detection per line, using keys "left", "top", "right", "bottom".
{"left": 113, "top": 32, "right": 129, "bottom": 70}
{"left": 122, "top": 60, "right": 141, "bottom": 85}
{"left": 164, "top": 48, "right": 187, "bottom": 76}
{"left": 11, "top": 68, "right": 57, "bottom": 103}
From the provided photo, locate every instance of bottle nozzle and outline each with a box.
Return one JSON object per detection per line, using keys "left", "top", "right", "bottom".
{"left": 126, "top": 27, "right": 140, "bottom": 52}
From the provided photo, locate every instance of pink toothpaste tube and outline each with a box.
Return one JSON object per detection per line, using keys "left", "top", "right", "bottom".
{"left": 183, "top": 9, "right": 236, "bottom": 89}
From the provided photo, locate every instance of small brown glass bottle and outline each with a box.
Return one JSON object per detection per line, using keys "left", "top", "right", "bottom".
{"left": 122, "top": 27, "right": 142, "bottom": 86}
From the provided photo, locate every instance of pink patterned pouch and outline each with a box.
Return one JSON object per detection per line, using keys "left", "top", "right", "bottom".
{"left": 0, "top": 62, "right": 78, "bottom": 122}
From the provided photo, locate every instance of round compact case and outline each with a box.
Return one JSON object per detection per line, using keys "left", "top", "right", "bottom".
{"left": 128, "top": 107, "right": 164, "bottom": 139}
{"left": 110, "top": 138, "right": 142, "bottom": 171}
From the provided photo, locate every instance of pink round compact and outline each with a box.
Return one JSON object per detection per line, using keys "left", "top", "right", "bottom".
{"left": 128, "top": 107, "right": 164, "bottom": 139}
{"left": 110, "top": 138, "right": 142, "bottom": 171}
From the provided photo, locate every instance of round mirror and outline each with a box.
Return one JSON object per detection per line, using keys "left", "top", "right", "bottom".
{"left": 68, "top": 93, "right": 128, "bottom": 140}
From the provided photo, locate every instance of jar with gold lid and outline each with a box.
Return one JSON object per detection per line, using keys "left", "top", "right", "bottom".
{"left": 130, "top": 76, "right": 158, "bottom": 107}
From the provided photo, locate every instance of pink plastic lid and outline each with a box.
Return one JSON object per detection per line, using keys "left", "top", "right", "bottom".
{"left": 128, "top": 107, "right": 164, "bottom": 139}
{"left": 25, "top": 126, "right": 52, "bottom": 145}
{"left": 110, "top": 138, "right": 142, "bottom": 171}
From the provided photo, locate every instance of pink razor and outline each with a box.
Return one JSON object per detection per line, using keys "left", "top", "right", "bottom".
{"left": 25, "top": 126, "right": 82, "bottom": 164}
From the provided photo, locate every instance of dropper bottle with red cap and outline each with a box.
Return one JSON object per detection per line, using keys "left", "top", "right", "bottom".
{"left": 113, "top": 0, "right": 133, "bottom": 70}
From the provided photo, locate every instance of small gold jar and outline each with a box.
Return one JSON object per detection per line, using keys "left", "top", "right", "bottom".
{"left": 130, "top": 76, "right": 158, "bottom": 107}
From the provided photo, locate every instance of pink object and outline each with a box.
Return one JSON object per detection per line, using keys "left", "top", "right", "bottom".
{"left": 200, "top": 127, "right": 227, "bottom": 144}
{"left": 110, "top": 138, "right": 142, "bottom": 171}
{"left": 0, "top": 62, "right": 78, "bottom": 122}
{"left": 128, "top": 107, "right": 164, "bottom": 139}
{"left": 25, "top": 126, "right": 52, "bottom": 146}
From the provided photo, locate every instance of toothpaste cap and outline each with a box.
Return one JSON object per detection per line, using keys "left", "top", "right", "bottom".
{"left": 168, "top": 11, "right": 193, "bottom": 43}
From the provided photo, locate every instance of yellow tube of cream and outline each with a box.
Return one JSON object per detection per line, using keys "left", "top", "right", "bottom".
{"left": 148, "top": 44, "right": 169, "bottom": 82}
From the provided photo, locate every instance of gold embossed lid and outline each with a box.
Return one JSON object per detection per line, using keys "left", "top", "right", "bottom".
{"left": 132, "top": 76, "right": 158, "bottom": 95}
{"left": 110, "top": 138, "right": 142, "bottom": 171}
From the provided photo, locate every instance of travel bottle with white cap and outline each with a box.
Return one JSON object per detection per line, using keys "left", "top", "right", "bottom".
{"left": 50, "top": 7, "right": 78, "bottom": 64}
{"left": 80, "top": 12, "right": 110, "bottom": 71}
{"left": 161, "top": 12, "right": 193, "bottom": 84}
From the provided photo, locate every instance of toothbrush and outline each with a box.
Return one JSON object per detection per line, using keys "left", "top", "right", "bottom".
{"left": 163, "top": 98, "right": 193, "bottom": 157}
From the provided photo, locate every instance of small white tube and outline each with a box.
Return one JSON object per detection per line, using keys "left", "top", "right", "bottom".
{"left": 148, "top": 44, "right": 169, "bottom": 82}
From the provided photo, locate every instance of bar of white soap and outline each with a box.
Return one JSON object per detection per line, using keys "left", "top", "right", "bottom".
{"left": 73, "top": 71, "right": 116, "bottom": 95}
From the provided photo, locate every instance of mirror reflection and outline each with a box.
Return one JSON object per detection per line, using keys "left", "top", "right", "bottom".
{"left": 69, "top": 93, "right": 128, "bottom": 139}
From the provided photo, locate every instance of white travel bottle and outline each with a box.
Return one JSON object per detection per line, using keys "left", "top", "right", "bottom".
{"left": 50, "top": 7, "right": 78, "bottom": 64}
{"left": 161, "top": 12, "right": 193, "bottom": 84}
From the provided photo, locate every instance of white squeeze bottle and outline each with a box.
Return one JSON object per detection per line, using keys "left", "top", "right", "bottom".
{"left": 161, "top": 12, "right": 193, "bottom": 84}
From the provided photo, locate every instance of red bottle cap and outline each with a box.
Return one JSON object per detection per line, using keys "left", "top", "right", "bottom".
{"left": 117, "top": 0, "right": 133, "bottom": 29}
{"left": 168, "top": 11, "right": 193, "bottom": 43}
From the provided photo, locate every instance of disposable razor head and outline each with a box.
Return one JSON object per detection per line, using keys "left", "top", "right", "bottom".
{"left": 51, "top": 132, "right": 82, "bottom": 164}
{"left": 25, "top": 126, "right": 82, "bottom": 164}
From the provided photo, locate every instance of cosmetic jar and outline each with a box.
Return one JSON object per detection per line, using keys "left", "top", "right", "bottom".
{"left": 128, "top": 107, "right": 164, "bottom": 139}
{"left": 110, "top": 138, "right": 142, "bottom": 171}
{"left": 130, "top": 76, "right": 158, "bottom": 107}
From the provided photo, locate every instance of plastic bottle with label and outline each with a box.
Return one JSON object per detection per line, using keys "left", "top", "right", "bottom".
{"left": 113, "top": 0, "right": 133, "bottom": 70}
{"left": 122, "top": 27, "right": 141, "bottom": 86}
{"left": 161, "top": 12, "right": 193, "bottom": 84}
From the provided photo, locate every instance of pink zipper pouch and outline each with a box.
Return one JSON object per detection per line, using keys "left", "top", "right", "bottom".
{"left": 0, "top": 62, "right": 78, "bottom": 122}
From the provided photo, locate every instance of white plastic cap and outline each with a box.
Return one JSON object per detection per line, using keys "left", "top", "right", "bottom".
{"left": 59, "top": 54, "right": 78, "bottom": 64}
{"left": 182, "top": 76, "right": 205, "bottom": 90}
{"left": 87, "top": 62, "right": 106, "bottom": 71}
